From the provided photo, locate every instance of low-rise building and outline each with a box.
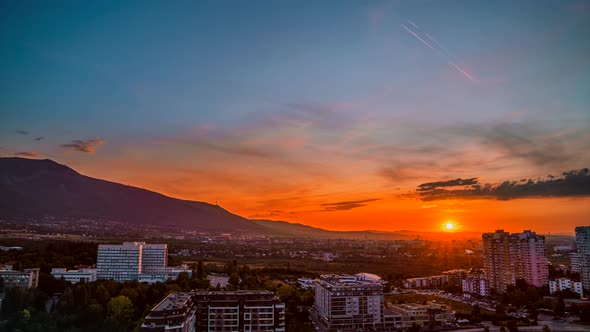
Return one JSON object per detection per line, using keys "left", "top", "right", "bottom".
{"left": 141, "top": 291, "right": 285, "bottom": 332}
{"left": 403, "top": 275, "right": 449, "bottom": 289}
{"left": 386, "top": 301, "right": 455, "bottom": 329}
{"left": 51, "top": 268, "right": 97, "bottom": 284}
{"left": 549, "top": 278, "right": 583, "bottom": 298}
{"left": 0, "top": 268, "right": 40, "bottom": 289}
{"left": 141, "top": 292, "right": 197, "bottom": 332}
{"left": 462, "top": 273, "right": 489, "bottom": 297}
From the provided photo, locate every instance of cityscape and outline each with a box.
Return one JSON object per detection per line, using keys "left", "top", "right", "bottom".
{"left": 1, "top": 1, "right": 590, "bottom": 332}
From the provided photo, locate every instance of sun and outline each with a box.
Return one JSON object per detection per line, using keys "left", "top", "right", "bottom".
{"left": 443, "top": 221, "right": 456, "bottom": 232}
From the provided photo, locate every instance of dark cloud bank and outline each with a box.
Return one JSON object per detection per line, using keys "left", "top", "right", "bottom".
{"left": 417, "top": 168, "right": 590, "bottom": 201}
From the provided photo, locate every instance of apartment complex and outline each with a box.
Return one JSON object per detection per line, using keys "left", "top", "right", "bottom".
{"left": 97, "top": 242, "right": 168, "bottom": 282}
{"left": 51, "top": 268, "right": 97, "bottom": 284}
{"left": 141, "top": 291, "right": 286, "bottom": 332}
{"left": 549, "top": 278, "right": 583, "bottom": 298}
{"left": 462, "top": 273, "right": 489, "bottom": 297}
{"left": 576, "top": 226, "right": 590, "bottom": 290}
{"left": 482, "top": 230, "right": 548, "bottom": 293}
{"left": 314, "top": 274, "right": 385, "bottom": 331}
{"left": 0, "top": 267, "right": 40, "bottom": 289}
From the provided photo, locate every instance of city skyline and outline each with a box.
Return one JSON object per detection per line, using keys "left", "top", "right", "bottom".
{"left": 1, "top": 1, "right": 589, "bottom": 233}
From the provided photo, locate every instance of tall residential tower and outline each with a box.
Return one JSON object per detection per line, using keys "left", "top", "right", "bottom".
{"left": 575, "top": 226, "right": 590, "bottom": 290}
{"left": 482, "top": 230, "right": 548, "bottom": 294}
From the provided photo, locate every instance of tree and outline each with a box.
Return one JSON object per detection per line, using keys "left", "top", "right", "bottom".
{"left": 496, "top": 303, "right": 506, "bottom": 315}
{"left": 96, "top": 284, "right": 111, "bottom": 308}
{"left": 408, "top": 323, "right": 421, "bottom": 332}
{"left": 543, "top": 325, "right": 551, "bottom": 332}
{"left": 507, "top": 320, "right": 518, "bottom": 332}
{"left": 196, "top": 260, "right": 205, "bottom": 279}
{"left": 554, "top": 296, "right": 565, "bottom": 317}
{"left": 107, "top": 295, "right": 135, "bottom": 330}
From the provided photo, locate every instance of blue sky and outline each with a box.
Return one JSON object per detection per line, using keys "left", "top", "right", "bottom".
{"left": 1, "top": 1, "right": 589, "bottom": 232}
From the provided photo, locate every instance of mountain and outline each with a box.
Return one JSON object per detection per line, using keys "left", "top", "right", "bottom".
{"left": 252, "top": 219, "right": 414, "bottom": 240}
{"left": 0, "top": 157, "right": 264, "bottom": 232}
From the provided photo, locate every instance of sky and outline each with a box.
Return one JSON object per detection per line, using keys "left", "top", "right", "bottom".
{"left": 1, "top": 0, "right": 589, "bottom": 234}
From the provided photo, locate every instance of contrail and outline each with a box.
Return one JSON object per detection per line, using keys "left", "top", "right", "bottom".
{"left": 407, "top": 19, "right": 419, "bottom": 29}
{"left": 401, "top": 20, "right": 477, "bottom": 82}
{"left": 400, "top": 24, "right": 434, "bottom": 50}
{"left": 449, "top": 61, "right": 476, "bottom": 81}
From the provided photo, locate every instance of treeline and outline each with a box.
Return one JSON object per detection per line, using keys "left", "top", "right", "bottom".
{"left": 0, "top": 274, "right": 208, "bottom": 332}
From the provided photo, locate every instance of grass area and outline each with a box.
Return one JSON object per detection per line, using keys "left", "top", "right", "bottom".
{"left": 385, "top": 293, "right": 494, "bottom": 315}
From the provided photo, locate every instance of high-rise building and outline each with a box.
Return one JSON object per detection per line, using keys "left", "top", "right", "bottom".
{"left": 482, "top": 230, "right": 548, "bottom": 294}
{"left": 142, "top": 244, "right": 168, "bottom": 274}
{"left": 512, "top": 230, "right": 549, "bottom": 287}
{"left": 571, "top": 252, "right": 581, "bottom": 273}
{"left": 576, "top": 226, "right": 590, "bottom": 290}
{"left": 315, "top": 274, "right": 384, "bottom": 331}
{"left": 141, "top": 291, "right": 286, "bottom": 332}
{"left": 97, "top": 242, "right": 167, "bottom": 282}
{"left": 462, "top": 272, "right": 489, "bottom": 297}
{"left": 482, "top": 230, "right": 514, "bottom": 294}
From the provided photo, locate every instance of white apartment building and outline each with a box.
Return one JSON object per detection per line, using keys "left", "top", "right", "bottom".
{"left": 315, "top": 274, "right": 384, "bottom": 331}
{"left": 51, "top": 268, "right": 97, "bottom": 284}
{"left": 97, "top": 242, "right": 167, "bottom": 282}
{"left": 549, "top": 278, "right": 583, "bottom": 298}
{"left": 576, "top": 226, "right": 590, "bottom": 290}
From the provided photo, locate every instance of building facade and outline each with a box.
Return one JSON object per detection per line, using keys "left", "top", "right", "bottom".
{"left": 483, "top": 230, "right": 548, "bottom": 294}
{"left": 51, "top": 268, "right": 97, "bottom": 284}
{"left": 549, "top": 278, "right": 583, "bottom": 298}
{"left": 315, "top": 274, "right": 384, "bottom": 331}
{"left": 97, "top": 242, "right": 167, "bottom": 282}
{"left": 385, "top": 301, "right": 455, "bottom": 329}
{"left": 141, "top": 291, "right": 285, "bottom": 332}
{"left": 462, "top": 273, "right": 489, "bottom": 297}
{"left": 576, "top": 226, "right": 590, "bottom": 290}
{"left": 482, "top": 230, "right": 514, "bottom": 294}
{"left": 0, "top": 268, "right": 40, "bottom": 289}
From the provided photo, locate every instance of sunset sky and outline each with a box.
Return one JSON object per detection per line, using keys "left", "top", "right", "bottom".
{"left": 1, "top": 1, "right": 589, "bottom": 234}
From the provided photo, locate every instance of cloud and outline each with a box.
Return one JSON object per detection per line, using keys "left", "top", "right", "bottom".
{"left": 321, "top": 198, "right": 380, "bottom": 211}
{"left": 417, "top": 168, "right": 590, "bottom": 201}
{"left": 14, "top": 151, "right": 41, "bottom": 158}
{"left": 61, "top": 138, "right": 105, "bottom": 153}
{"left": 447, "top": 122, "right": 586, "bottom": 168}
{"left": 418, "top": 178, "right": 478, "bottom": 191}
{"left": 16, "top": 130, "right": 29, "bottom": 135}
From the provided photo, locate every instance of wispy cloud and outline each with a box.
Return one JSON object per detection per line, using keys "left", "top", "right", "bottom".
{"left": 16, "top": 130, "right": 29, "bottom": 135}
{"left": 61, "top": 138, "right": 105, "bottom": 153}
{"left": 14, "top": 151, "right": 41, "bottom": 158}
{"left": 417, "top": 168, "right": 590, "bottom": 201}
{"left": 321, "top": 198, "right": 380, "bottom": 211}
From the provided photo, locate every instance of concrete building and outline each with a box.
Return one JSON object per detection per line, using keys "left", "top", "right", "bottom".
{"left": 483, "top": 230, "right": 548, "bottom": 294}
{"left": 51, "top": 268, "right": 97, "bottom": 284}
{"left": 385, "top": 301, "right": 455, "bottom": 329}
{"left": 314, "top": 274, "right": 384, "bottom": 331}
{"left": 571, "top": 252, "right": 581, "bottom": 273}
{"left": 403, "top": 275, "right": 449, "bottom": 289}
{"left": 576, "top": 226, "right": 590, "bottom": 290}
{"left": 97, "top": 242, "right": 167, "bottom": 283}
{"left": 141, "top": 292, "right": 197, "bottom": 332}
{"left": 549, "top": 278, "right": 583, "bottom": 298}
{"left": 0, "top": 268, "right": 40, "bottom": 289}
{"left": 462, "top": 273, "right": 489, "bottom": 297}
{"left": 512, "top": 230, "right": 549, "bottom": 287}
{"left": 141, "top": 291, "right": 285, "bottom": 332}
{"left": 142, "top": 244, "right": 168, "bottom": 274}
